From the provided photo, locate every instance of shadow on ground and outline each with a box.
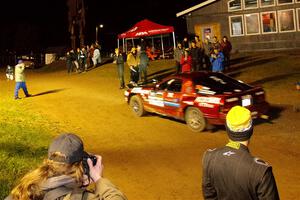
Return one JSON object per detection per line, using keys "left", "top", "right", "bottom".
{"left": 249, "top": 72, "right": 300, "bottom": 85}
{"left": 227, "top": 56, "right": 280, "bottom": 77}
{"left": 32, "top": 89, "right": 67, "bottom": 97}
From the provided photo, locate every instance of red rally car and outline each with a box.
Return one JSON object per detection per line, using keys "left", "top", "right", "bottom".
{"left": 124, "top": 72, "right": 269, "bottom": 132}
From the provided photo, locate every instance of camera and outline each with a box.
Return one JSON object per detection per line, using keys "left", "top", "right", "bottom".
{"left": 82, "top": 154, "right": 97, "bottom": 176}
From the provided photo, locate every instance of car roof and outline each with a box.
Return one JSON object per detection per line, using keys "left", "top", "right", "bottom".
{"left": 166, "top": 71, "right": 218, "bottom": 80}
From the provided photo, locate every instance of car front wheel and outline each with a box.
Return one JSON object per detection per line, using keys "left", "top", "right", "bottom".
{"left": 185, "top": 107, "right": 206, "bottom": 132}
{"left": 129, "top": 95, "right": 146, "bottom": 117}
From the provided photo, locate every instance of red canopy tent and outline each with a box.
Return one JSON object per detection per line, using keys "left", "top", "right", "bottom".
{"left": 117, "top": 19, "right": 176, "bottom": 58}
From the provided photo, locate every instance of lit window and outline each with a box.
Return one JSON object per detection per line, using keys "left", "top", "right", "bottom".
{"left": 260, "top": 0, "right": 275, "bottom": 7}
{"left": 245, "top": 13, "right": 260, "bottom": 35}
{"left": 277, "top": 0, "right": 293, "bottom": 5}
{"left": 229, "top": 15, "right": 244, "bottom": 36}
{"left": 244, "top": 0, "right": 258, "bottom": 9}
{"left": 228, "top": 0, "right": 242, "bottom": 11}
{"left": 261, "top": 12, "right": 277, "bottom": 33}
{"left": 278, "top": 9, "right": 296, "bottom": 32}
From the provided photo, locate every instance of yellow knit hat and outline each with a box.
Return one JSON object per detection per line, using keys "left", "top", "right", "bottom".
{"left": 226, "top": 106, "right": 253, "bottom": 141}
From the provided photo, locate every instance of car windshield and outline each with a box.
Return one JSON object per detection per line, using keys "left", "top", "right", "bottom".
{"left": 193, "top": 73, "right": 252, "bottom": 95}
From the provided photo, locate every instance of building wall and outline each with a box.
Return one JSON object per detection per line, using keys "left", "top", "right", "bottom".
{"left": 185, "top": 0, "right": 300, "bottom": 52}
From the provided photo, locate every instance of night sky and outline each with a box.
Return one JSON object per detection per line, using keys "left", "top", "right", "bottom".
{"left": 0, "top": 0, "right": 200, "bottom": 53}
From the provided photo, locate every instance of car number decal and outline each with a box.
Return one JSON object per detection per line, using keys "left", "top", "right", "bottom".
{"left": 195, "top": 97, "right": 221, "bottom": 104}
{"left": 198, "top": 102, "right": 214, "bottom": 108}
{"left": 149, "top": 99, "right": 164, "bottom": 107}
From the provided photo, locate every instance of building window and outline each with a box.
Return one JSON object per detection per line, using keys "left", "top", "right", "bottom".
{"left": 229, "top": 15, "right": 244, "bottom": 36}
{"left": 297, "top": 8, "right": 300, "bottom": 30}
{"left": 228, "top": 0, "right": 242, "bottom": 11}
{"left": 278, "top": 9, "right": 296, "bottom": 32}
{"left": 261, "top": 12, "right": 277, "bottom": 33}
{"left": 245, "top": 13, "right": 260, "bottom": 35}
{"left": 277, "top": 0, "right": 293, "bottom": 5}
{"left": 244, "top": 0, "right": 258, "bottom": 9}
{"left": 260, "top": 0, "right": 275, "bottom": 7}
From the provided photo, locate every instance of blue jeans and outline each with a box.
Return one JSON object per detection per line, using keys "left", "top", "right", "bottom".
{"left": 15, "top": 82, "right": 29, "bottom": 98}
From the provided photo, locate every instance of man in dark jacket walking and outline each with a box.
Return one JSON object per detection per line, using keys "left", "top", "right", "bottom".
{"left": 202, "top": 106, "right": 280, "bottom": 200}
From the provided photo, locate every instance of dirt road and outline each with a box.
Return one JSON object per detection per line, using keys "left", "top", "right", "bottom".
{"left": 1, "top": 54, "right": 300, "bottom": 199}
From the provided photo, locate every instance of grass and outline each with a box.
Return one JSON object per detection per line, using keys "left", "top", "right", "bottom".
{"left": 0, "top": 98, "right": 57, "bottom": 199}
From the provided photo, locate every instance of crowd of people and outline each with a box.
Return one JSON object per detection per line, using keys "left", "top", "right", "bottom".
{"left": 66, "top": 43, "right": 102, "bottom": 74}
{"left": 174, "top": 35, "right": 232, "bottom": 73}
{"left": 113, "top": 44, "right": 149, "bottom": 89}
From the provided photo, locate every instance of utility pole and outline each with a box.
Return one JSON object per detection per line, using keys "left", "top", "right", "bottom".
{"left": 67, "top": 0, "right": 86, "bottom": 49}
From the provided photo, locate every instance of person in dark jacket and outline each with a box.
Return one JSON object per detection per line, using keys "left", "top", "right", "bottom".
{"left": 190, "top": 40, "right": 203, "bottom": 71}
{"left": 173, "top": 43, "right": 184, "bottom": 73}
{"left": 220, "top": 36, "right": 232, "bottom": 71}
{"left": 5, "top": 133, "right": 127, "bottom": 200}
{"left": 202, "top": 106, "right": 280, "bottom": 200}
{"left": 113, "top": 48, "right": 125, "bottom": 89}
{"left": 139, "top": 50, "right": 149, "bottom": 84}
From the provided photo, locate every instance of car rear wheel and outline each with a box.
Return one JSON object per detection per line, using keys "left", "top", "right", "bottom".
{"left": 129, "top": 95, "right": 146, "bottom": 117}
{"left": 185, "top": 107, "right": 206, "bottom": 132}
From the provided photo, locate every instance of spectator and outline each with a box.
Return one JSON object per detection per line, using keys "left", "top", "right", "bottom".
{"left": 66, "top": 50, "right": 73, "bottom": 74}
{"left": 69, "top": 49, "right": 78, "bottom": 72}
{"left": 139, "top": 49, "right": 149, "bottom": 84}
{"left": 113, "top": 48, "right": 125, "bottom": 89}
{"left": 202, "top": 38, "right": 212, "bottom": 70}
{"left": 212, "top": 36, "right": 221, "bottom": 51}
{"left": 6, "top": 65, "right": 14, "bottom": 80}
{"left": 79, "top": 47, "right": 88, "bottom": 73}
{"left": 202, "top": 106, "right": 279, "bottom": 200}
{"left": 173, "top": 43, "right": 184, "bottom": 74}
{"left": 180, "top": 49, "right": 192, "bottom": 73}
{"left": 194, "top": 35, "right": 203, "bottom": 49}
{"left": 210, "top": 49, "right": 224, "bottom": 72}
{"left": 220, "top": 36, "right": 232, "bottom": 71}
{"left": 190, "top": 40, "right": 203, "bottom": 71}
{"left": 92, "top": 45, "right": 101, "bottom": 68}
{"left": 14, "top": 60, "right": 31, "bottom": 100}
{"left": 127, "top": 47, "right": 140, "bottom": 85}
{"left": 182, "top": 36, "right": 190, "bottom": 50}
{"left": 5, "top": 133, "right": 127, "bottom": 200}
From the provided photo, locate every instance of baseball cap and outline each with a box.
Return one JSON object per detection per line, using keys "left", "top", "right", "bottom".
{"left": 225, "top": 106, "right": 253, "bottom": 141}
{"left": 48, "top": 133, "right": 87, "bottom": 164}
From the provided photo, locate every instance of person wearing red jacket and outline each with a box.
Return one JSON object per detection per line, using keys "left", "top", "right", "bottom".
{"left": 180, "top": 49, "right": 192, "bottom": 73}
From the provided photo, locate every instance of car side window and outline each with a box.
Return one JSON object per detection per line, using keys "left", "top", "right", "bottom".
{"left": 167, "top": 79, "right": 182, "bottom": 92}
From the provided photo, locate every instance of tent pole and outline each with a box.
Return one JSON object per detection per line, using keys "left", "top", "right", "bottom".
{"left": 172, "top": 32, "right": 176, "bottom": 49}
{"left": 151, "top": 37, "right": 154, "bottom": 52}
{"left": 123, "top": 38, "right": 125, "bottom": 53}
{"left": 161, "top": 34, "right": 165, "bottom": 59}
{"left": 117, "top": 39, "right": 120, "bottom": 49}
{"left": 132, "top": 38, "right": 135, "bottom": 47}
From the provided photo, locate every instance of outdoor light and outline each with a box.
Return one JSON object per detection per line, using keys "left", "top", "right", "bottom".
{"left": 95, "top": 24, "right": 104, "bottom": 43}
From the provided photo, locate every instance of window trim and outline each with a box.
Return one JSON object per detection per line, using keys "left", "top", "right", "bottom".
{"left": 229, "top": 15, "right": 245, "bottom": 37}
{"left": 260, "top": 11, "right": 278, "bottom": 34}
{"left": 276, "top": 0, "right": 294, "bottom": 5}
{"left": 297, "top": 8, "right": 300, "bottom": 31}
{"left": 243, "top": 0, "right": 259, "bottom": 10}
{"left": 244, "top": 13, "right": 261, "bottom": 35}
{"left": 228, "top": 0, "right": 243, "bottom": 12}
{"left": 278, "top": 9, "right": 296, "bottom": 33}
{"left": 259, "top": 0, "right": 275, "bottom": 8}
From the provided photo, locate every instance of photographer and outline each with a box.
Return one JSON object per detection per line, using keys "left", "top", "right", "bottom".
{"left": 5, "top": 133, "right": 127, "bottom": 200}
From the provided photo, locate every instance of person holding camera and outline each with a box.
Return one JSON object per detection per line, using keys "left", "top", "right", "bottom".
{"left": 5, "top": 133, "right": 127, "bottom": 200}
